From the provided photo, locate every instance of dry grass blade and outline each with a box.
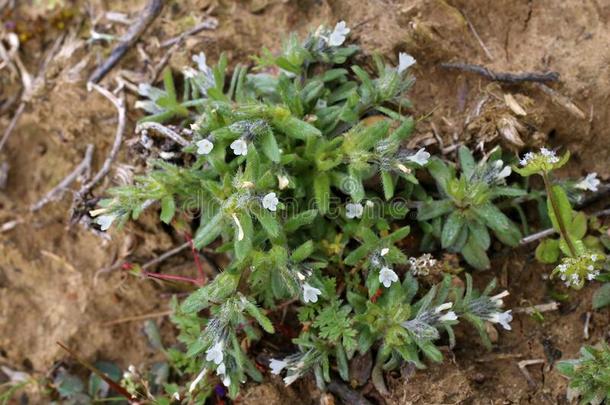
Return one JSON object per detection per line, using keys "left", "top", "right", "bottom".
{"left": 136, "top": 122, "right": 190, "bottom": 146}
{"left": 31, "top": 144, "right": 94, "bottom": 212}
{"left": 441, "top": 62, "right": 559, "bottom": 83}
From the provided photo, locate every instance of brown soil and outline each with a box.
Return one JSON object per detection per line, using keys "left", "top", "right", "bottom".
{"left": 1, "top": 0, "right": 609, "bottom": 404}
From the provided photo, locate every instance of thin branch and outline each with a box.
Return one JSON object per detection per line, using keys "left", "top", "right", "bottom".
{"left": 30, "top": 144, "right": 94, "bottom": 211}
{"left": 0, "top": 101, "right": 25, "bottom": 153}
{"left": 76, "top": 83, "right": 126, "bottom": 198}
{"left": 535, "top": 83, "right": 586, "bottom": 119}
{"left": 136, "top": 122, "right": 190, "bottom": 147}
{"left": 101, "top": 309, "right": 173, "bottom": 326}
{"left": 160, "top": 17, "right": 218, "bottom": 48}
{"left": 141, "top": 241, "right": 190, "bottom": 270}
{"left": 89, "top": 0, "right": 164, "bottom": 83}
{"left": 440, "top": 62, "right": 559, "bottom": 83}
{"left": 461, "top": 10, "right": 493, "bottom": 60}
{"left": 514, "top": 302, "right": 559, "bottom": 314}
{"left": 517, "top": 359, "right": 544, "bottom": 388}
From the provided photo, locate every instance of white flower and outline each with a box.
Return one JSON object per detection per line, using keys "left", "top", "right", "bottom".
{"left": 183, "top": 67, "right": 197, "bottom": 79}
{"left": 519, "top": 152, "right": 534, "bottom": 166}
{"left": 397, "top": 163, "right": 411, "bottom": 173}
{"left": 406, "top": 148, "right": 430, "bottom": 166}
{"left": 434, "top": 302, "right": 454, "bottom": 313}
{"left": 189, "top": 367, "right": 207, "bottom": 393}
{"left": 328, "top": 21, "right": 350, "bottom": 47}
{"left": 380, "top": 247, "right": 389, "bottom": 256}
{"left": 397, "top": 52, "right": 416, "bottom": 73}
{"left": 540, "top": 147, "right": 559, "bottom": 163}
{"left": 232, "top": 213, "right": 244, "bottom": 241}
{"left": 497, "top": 164, "right": 512, "bottom": 179}
{"left": 172, "top": 392, "right": 181, "bottom": 401}
{"left": 96, "top": 214, "right": 116, "bottom": 231}
{"left": 488, "top": 310, "right": 513, "bottom": 330}
{"left": 576, "top": 173, "right": 600, "bottom": 192}
{"left": 216, "top": 363, "right": 226, "bottom": 376}
{"left": 230, "top": 139, "right": 248, "bottom": 156}
{"left": 192, "top": 52, "right": 209, "bottom": 72}
{"left": 379, "top": 266, "right": 399, "bottom": 288}
{"left": 262, "top": 192, "right": 279, "bottom": 212}
{"left": 490, "top": 290, "right": 509, "bottom": 307}
{"left": 269, "top": 359, "right": 288, "bottom": 375}
{"left": 346, "top": 202, "right": 364, "bottom": 219}
{"left": 221, "top": 374, "right": 231, "bottom": 387}
{"left": 277, "top": 175, "right": 290, "bottom": 190}
{"left": 196, "top": 139, "right": 214, "bottom": 155}
{"left": 283, "top": 373, "right": 300, "bottom": 386}
{"left": 205, "top": 341, "right": 224, "bottom": 365}
{"left": 303, "top": 283, "right": 322, "bottom": 303}
{"left": 439, "top": 311, "right": 458, "bottom": 322}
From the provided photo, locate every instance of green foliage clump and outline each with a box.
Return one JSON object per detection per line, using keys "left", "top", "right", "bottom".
{"left": 557, "top": 343, "right": 610, "bottom": 405}
{"left": 90, "top": 21, "right": 609, "bottom": 401}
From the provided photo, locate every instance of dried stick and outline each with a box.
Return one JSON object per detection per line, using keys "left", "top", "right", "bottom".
{"left": 0, "top": 101, "right": 25, "bottom": 153}
{"left": 517, "top": 359, "right": 544, "bottom": 388}
{"left": 160, "top": 17, "right": 218, "bottom": 48}
{"left": 535, "top": 83, "right": 586, "bottom": 119}
{"left": 77, "top": 83, "right": 126, "bottom": 198}
{"left": 101, "top": 309, "right": 173, "bottom": 326}
{"left": 440, "top": 62, "right": 559, "bottom": 84}
{"left": 30, "top": 144, "right": 94, "bottom": 211}
{"left": 88, "top": 0, "right": 164, "bottom": 83}
{"left": 142, "top": 241, "right": 190, "bottom": 270}
{"left": 136, "top": 121, "right": 190, "bottom": 146}
{"left": 514, "top": 302, "right": 559, "bottom": 314}
{"left": 461, "top": 11, "right": 493, "bottom": 61}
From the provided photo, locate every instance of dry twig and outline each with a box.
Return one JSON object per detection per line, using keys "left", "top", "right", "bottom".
{"left": 101, "top": 309, "right": 173, "bottom": 326}
{"left": 517, "top": 359, "right": 545, "bottom": 388}
{"left": 520, "top": 208, "right": 610, "bottom": 245}
{"left": 440, "top": 62, "right": 559, "bottom": 84}
{"left": 514, "top": 302, "right": 559, "bottom": 315}
{"left": 30, "top": 144, "right": 94, "bottom": 212}
{"left": 160, "top": 17, "right": 219, "bottom": 48}
{"left": 136, "top": 122, "right": 190, "bottom": 146}
{"left": 89, "top": 0, "right": 164, "bottom": 83}
{"left": 76, "top": 84, "right": 126, "bottom": 198}
{"left": 535, "top": 82, "right": 586, "bottom": 119}
{"left": 461, "top": 11, "right": 493, "bottom": 60}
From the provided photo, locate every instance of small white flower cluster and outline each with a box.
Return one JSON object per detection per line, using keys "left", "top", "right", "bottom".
{"left": 268, "top": 350, "right": 318, "bottom": 385}
{"left": 408, "top": 253, "right": 437, "bottom": 276}
{"left": 205, "top": 341, "right": 231, "bottom": 387}
{"left": 466, "top": 290, "right": 513, "bottom": 331}
{"left": 555, "top": 253, "right": 603, "bottom": 288}
{"left": 519, "top": 147, "right": 559, "bottom": 167}
{"left": 575, "top": 172, "right": 600, "bottom": 192}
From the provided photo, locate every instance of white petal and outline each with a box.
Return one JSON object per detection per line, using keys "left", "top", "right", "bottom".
{"left": 438, "top": 311, "right": 458, "bottom": 322}
{"left": 196, "top": 139, "right": 214, "bottom": 155}
{"left": 230, "top": 139, "right": 248, "bottom": 156}
{"left": 277, "top": 175, "right": 290, "bottom": 190}
{"left": 434, "top": 302, "right": 453, "bottom": 313}
{"left": 380, "top": 248, "right": 389, "bottom": 256}
{"left": 269, "top": 359, "right": 288, "bottom": 375}
{"left": 398, "top": 52, "right": 416, "bottom": 73}
{"left": 262, "top": 192, "right": 279, "bottom": 212}
{"left": 189, "top": 368, "right": 207, "bottom": 393}
{"left": 216, "top": 363, "right": 226, "bottom": 376}
{"left": 406, "top": 148, "right": 430, "bottom": 166}
{"left": 96, "top": 214, "right": 116, "bottom": 231}
{"left": 283, "top": 373, "right": 299, "bottom": 386}
{"left": 346, "top": 203, "right": 364, "bottom": 219}
{"left": 232, "top": 213, "right": 244, "bottom": 241}
{"left": 303, "top": 283, "right": 322, "bottom": 303}
{"left": 379, "top": 267, "right": 398, "bottom": 288}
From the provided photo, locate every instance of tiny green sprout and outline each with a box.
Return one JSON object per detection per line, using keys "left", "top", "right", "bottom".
{"left": 557, "top": 343, "right": 610, "bottom": 405}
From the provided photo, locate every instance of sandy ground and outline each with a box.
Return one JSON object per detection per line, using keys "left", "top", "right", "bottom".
{"left": 1, "top": 0, "right": 609, "bottom": 403}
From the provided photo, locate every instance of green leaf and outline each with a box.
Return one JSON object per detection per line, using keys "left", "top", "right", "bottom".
{"left": 592, "top": 283, "right": 610, "bottom": 309}
{"left": 472, "top": 203, "right": 521, "bottom": 247}
{"left": 314, "top": 173, "right": 331, "bottom": 214}
{"left": 291, "top": 240, "right": 314, "bottom": 262}
{"left": 159, "top": 196, "right": 176, "bottom": 224}
{"left": 535, "top": 239, "right": 560, "bottom": 263}
{"left": 253, "top": 208, "right": 280, "bottom": 238}
{"left": 284, "top": 209, "right": 318, "bottom": 233}
{"left": 461, "top": 235, "right": 490, "bottom": 270}
{"left": 381, "top": 171, "right": 395, "bottom": 200}
{"left": 244, "top": 300, "right": 275, "bottom": 333}
{"left": 547, "top": 185, "right": 573, "bottom": 234}
{"left": 417, "top": 199, "right": 454, "bottom": 221}
{"left": 234, "top": 212, "right": 253, "bottom": 261}
{"left": 441, "top": 211, "right": 466, "bottom": 249}
{"left": 260, "top": 129, "right": 281, "bottom": 162}
{"left": 467, "top": 219, "right": 490, "bottom": 250}
{"left": 335, "top": 344, "right": 349, "bottom": 381}
{"left": 458, "top": 146, "right": 476, "bottom": 180}
{"left": 568, "top": 211, "right": 587, "bottom": 240}
{"left": 194, "top": 211, "right": 223, "bottom": 248}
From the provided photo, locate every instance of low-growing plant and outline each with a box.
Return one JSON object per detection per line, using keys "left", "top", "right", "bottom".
{"left": 90, "top": 20, "right": 608, "bottom": 402}
{"left": 557, "top": 343, "right": 610, "bottom": 405}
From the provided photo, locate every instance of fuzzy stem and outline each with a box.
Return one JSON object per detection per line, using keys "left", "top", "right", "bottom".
{"left": 542, "top": 171, "right": 577, "bottom": 256}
